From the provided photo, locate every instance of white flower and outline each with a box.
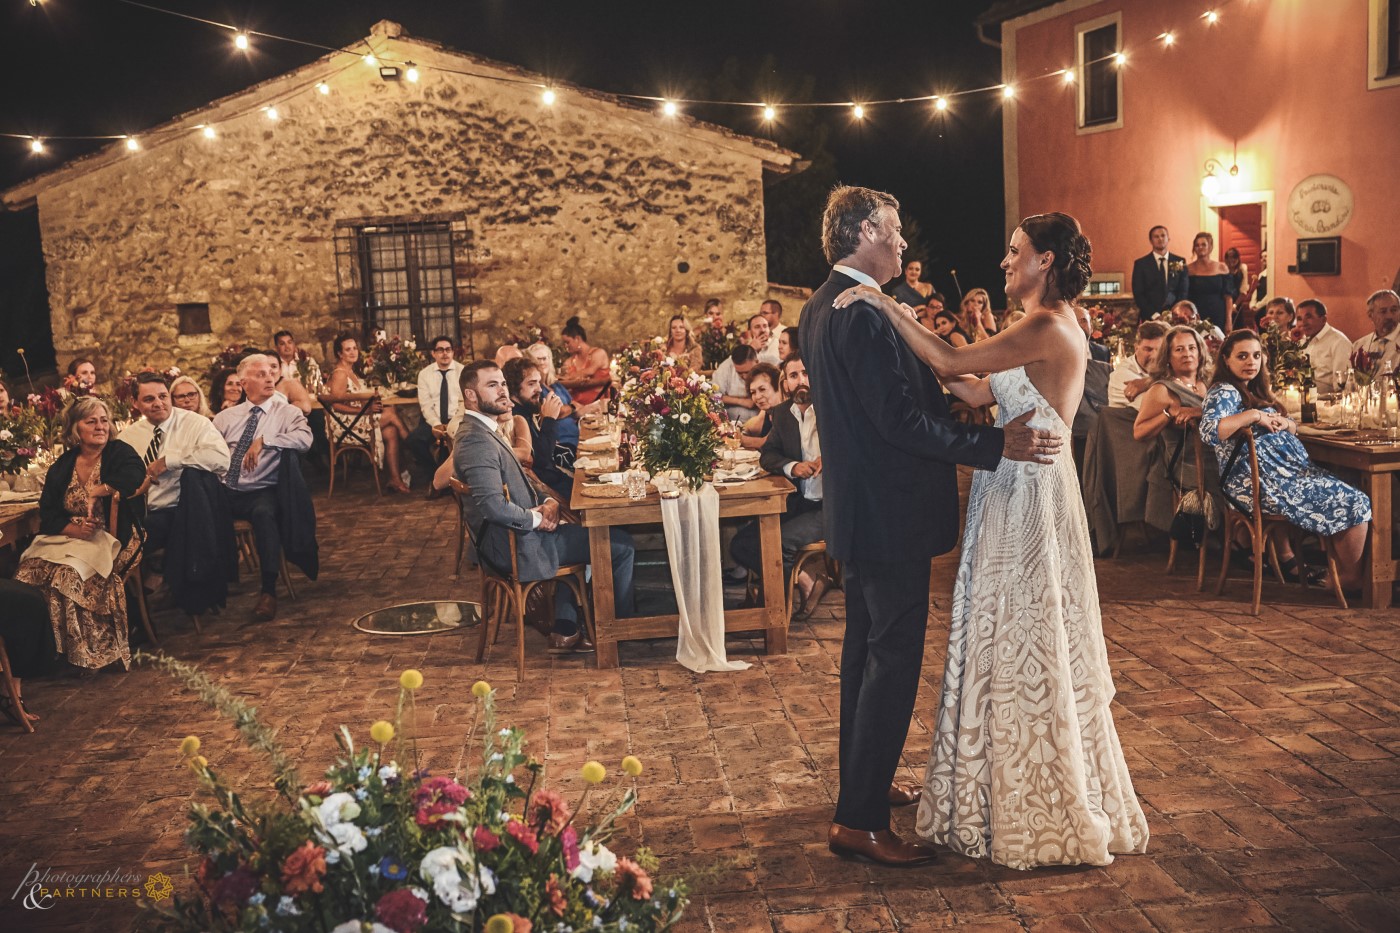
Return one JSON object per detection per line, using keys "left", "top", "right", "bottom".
{"left": 679, "top": 413, "right": 692, "bottom": 425}
{"left": 314, "top": 793, "right": 366, "bottom": 857}
{"left": 378, "top": 763, "right": 399, "bottom": 782}
{"left": 664, "top": 356, "right": 676, "bottom": 367}
{"left": 420, "top": 846, "right": 481, "bottom": 914}
{"left": 0, "top": 430, "right": 12, "bottom": 441}
{"left": 317, "top": 793, "right": 361, "bottom": 827}
{"left": 572, "top": 841, "right": 617, "bottom": 883}
{"left": 331, "top": 922, "right": 395, "bottom": 933}
{"left": 652, "top": 336, "right": 664, "bottom": 345}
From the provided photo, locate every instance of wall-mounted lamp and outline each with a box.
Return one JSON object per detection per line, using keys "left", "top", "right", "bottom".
{"left": 1201, "top": 156, "right": 1239, "bottom": 197}
{"left": 379, "top": 66, "right": 401, "bottom": 81}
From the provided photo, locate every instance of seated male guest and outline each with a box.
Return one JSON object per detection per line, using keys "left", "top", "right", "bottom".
{"left": 713, "top": 344, "right": 759, "bottom": 422}
{"left": 1297, "top": 299, "right": 1351, "bottom": 393}
{"left": 407, "top": 335, "right": 466, "bottom": 472}
{"left": 731, "top": 353, "right": 829, "bottom": 619}
{"left": 1353, "top": 289, "right": 1400, "bottom": 372}
{"left": 740, "top": 362, "right": 782, "bottom": 450}
{"left": 213, "top": 354, "right": 315, "bottom": 622}
{"left": 453, "top": 361, "right": 635, "bottom": 652}
{"left": 118, "top": 373, "right": 231, "bottom": 555}
{"left": 1108, "top": 321, "right": 1168, "bottom": 410}
{"left": 504, "top": 356, "right": 574, "bottom": 501}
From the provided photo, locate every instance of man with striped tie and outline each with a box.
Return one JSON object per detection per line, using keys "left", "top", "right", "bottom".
{"left": 213, "top": 354, "right": 313, "bottom": 621}
{"left": 118, "top": 372, "right": 231, "bottom": 558}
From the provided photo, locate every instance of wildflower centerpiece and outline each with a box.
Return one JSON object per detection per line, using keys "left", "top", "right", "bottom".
{"left": 696, "top": 318, "right": 740, "bottom": 370}
{"left": 364, "top": 332, "right": 426, "bottom": 393}
{"left": 1350, "top": 344, "right": 1385, "bottom": 388}
{"left": 138, "top": 655, "right": 689, "bottom": 932}
{"left": 1085, "top": 303, "right": 1136, "bottom": 358}
{"left": 0, "top": 405, "right": 45, "bottom": 474}
{"left": 1259, "top": 323, "right": 1314, "bottom": 391}
{"left": 616, "top": 343, "right": 725, "bottom": 490}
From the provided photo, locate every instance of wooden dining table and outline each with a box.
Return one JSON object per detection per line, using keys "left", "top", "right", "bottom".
{"left": 1299, "top": 430, "right": 1399, "bottom": 609}
{"left": 568, "top": 469, "right": 796, "bottom": 668}
{"left": 0, "top": 501, "right": 41, "bottom": 551}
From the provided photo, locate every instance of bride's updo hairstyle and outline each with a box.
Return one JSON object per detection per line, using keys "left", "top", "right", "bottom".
{"left": 1019, "top": 212, "right": 1092, "bottom": 304}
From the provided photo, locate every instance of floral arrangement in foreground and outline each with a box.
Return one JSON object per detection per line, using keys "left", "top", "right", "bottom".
{"left": 617, "top": 346, "right": 724, "bottom": 490}
{"left": 1349, "top": 345, "right": 1386, "bottom": 387}
{"left": 0, "top": 405, "right": 46, "bottom": 473}
{"left": 1258, "top": 323, "right": 1314, "bottom": 390}
{"left": 364, "top": 332, "right": 426, "bottom": 390}
{"left": 696, "top": 319, "right": 741, "bottom": 370}
{"left": 136, "top": 653, "right": 688, "bottom": 933}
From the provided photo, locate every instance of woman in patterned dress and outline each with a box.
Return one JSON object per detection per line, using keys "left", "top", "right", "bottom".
{"left": 1200, "top": 330, "right": 1370, "bottom": 589}
{"left": 16, "top": 397, "right": 145, "bottom": 671}
{"left": 324, "top": 334, "right": 411, "bottom": 493}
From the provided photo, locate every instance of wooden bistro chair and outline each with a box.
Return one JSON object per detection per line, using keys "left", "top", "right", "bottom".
{"left": 319, "top": 395, "right": 381, "bottom": 498}
{"left": 109, "top": 486, "right": 161, "bottom": 649}
{"left": 232, "top": 520, "right": 298, "bottom": 600}
{"left": 470, "top": 482, "right": 591, "bottom": 682}
{"left": 1165, "top": 425, "right": 1213, "bottom": 592}
{"left": 1215, "top": 431, "right": 1348, "bottom": 615}
{"left": 0, "top": 637, "right": 34, "bottom": 734}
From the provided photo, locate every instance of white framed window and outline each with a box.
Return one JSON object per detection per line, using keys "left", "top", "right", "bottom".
{"left": 1369, "top": 0, "right": 1400, "bottom": 90}
{"left": 1076, "top": 12, "right": 1123, "bottom": 134}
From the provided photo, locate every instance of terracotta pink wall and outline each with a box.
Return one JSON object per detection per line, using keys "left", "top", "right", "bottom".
{"left": 1006, "top": 0, "right": 1400, "bottom": 338}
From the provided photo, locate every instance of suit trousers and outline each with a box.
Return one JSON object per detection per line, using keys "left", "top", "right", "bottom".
{"left": 730, "top": 508, "right": 824, "bottom": 579}
{"left": 405, "top": 420, "right": 440, "bottom": 472}
{"left": 226, "top": 488, "right": 281, "bottom": 594}
{"left": 548, "top": 524, "right": 635, "bottom": 631}
{"left": 143, "top": 506, "right": 176, "bottom": 553}
{"left": 834, "top": 556, "right": 933, "bottom": 832}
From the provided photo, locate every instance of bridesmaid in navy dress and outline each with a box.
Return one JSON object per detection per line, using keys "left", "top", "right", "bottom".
{"left": 1186, "top": 232, "right": 1234, "bottom": 331}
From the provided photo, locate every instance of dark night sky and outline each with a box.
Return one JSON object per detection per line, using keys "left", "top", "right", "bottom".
{"left": 2, "top": 0, "right": 1008, "bottom": 298}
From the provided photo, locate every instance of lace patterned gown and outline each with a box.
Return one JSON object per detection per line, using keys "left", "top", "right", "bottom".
{"left": 916, "top": 366, "right": 1150, "bottom": 869}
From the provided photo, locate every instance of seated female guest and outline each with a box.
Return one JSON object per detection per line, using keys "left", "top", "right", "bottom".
{"left": 66, "top": 358, "right": 98, "bottom": 391}
{"left": 740, "top": 362, "right": 783, "bottom": 450}
{"left": 932, "top": 309, "right": 972, "bottom": 347}
{"left": 0, "top": 378, "right": 14, "bottom": 411}
{"left": 212, "top": 368, "right": 243, "bottom": 413}
{"left": 959, "top": 288, "right": 998, "bottom": 340}
{"left": 1134, "top": 325, "right": 1210, "bottom": 442}
{"left": 1200, "top": 330, "right": 1370, "bottom": 588}
{"left": 559, "top": 317, "right": 613, "bottom": 405}
{"left": 664, "top": 314, "right": 704, "bottom": 370}
{"left": 16, "top": 397, "right": 146, "bottom": 672}
{"left": 525, "top": 342, "right": 581, "bottom": 450}
{"left": 777, "top": 326, "right": 799, "bottom": 362}
{"left": 324, "top": 334, "right": 411, "bottom": 493}
{"left": 169, "top": 375, "right": 214, "bottom": 417}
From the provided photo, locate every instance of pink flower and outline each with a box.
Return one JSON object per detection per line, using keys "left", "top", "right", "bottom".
{"left": 212, "top": 865, "right": 258, "bottom": 905}
{"left": 472, "top": 825, "right": 500, "bottom": 852}
{"left": 506, "top": 818, "right": 539, "bottom": 855}
{"left": 560, "top": 825, "right": 580, "bottom": 872}
{"left": 375, "top": 887, "right": 429, "bottom": 933}
{"left": 528, "top": 789, "right": 572, "bottom": 837}
{"left": 615, "top": 857, "right": 653, "bottom": 900}
{"left": 414, "top": 776, "right": 470, "bottom": 828}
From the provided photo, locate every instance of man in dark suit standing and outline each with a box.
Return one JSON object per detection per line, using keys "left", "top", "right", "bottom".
{"left": 799, "top": 186, "right": 1060, "bottom": 866}
{"left": 1131, "top": 225, "right": 1188, "bottom": 318}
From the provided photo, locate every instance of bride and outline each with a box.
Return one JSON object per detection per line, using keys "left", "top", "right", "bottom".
{"left": 835, "top": 212, "right": 1149, "bottom": 869}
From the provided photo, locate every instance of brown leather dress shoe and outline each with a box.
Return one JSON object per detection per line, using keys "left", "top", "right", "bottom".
{"left": 828, "top": 824, "right": 937, "bottom": 866}
{"left": 547, "top": 630, "right": 582, "bottom": 653}
{"left": 253, "top": 593, "right": 277, "bottom": 622}
{"left": 888, "top": 782, "right": 922, "bottom": 807}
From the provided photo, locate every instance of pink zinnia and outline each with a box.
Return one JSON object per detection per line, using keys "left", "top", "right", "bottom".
{"left": 472, "top": 825, "right": 500, "bottom": 852}
{"left": 615, "top": 857, "right": 653, "bottom": 901}
{"left": 527, "top": 789, "right": 572, "bottom": 837}
{"left": 413, "top": 776, "right": 470, "bottom": 828}
{"left": 560, "top": 825, "right": 580, "bottom": 872}
{"left": 505, "top": 818, "right": 539, "bottom": 855}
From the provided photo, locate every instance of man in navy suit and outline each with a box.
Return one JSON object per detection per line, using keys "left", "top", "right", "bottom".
{"left": 799, "top": 186, "right": 1060, "bottom": 866}
{"left": 1131, "top": 225, "right": 1189, "bottom": 318}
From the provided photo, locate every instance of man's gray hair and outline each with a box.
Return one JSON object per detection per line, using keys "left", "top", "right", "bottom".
{"left": 1367, "top": 289, "right": 1400, "bottom": 306}
{"left": 236, "top": 353, "right": 275, "bottom": 376}
{"left": 821, "top": 185, "right": 899, "bottom": 265}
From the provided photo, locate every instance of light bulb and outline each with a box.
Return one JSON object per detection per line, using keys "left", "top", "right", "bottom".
{"left": 662, "top": 100, "right": 678, "bottom": 117}
{"left": 405, "top": 64, "right": 419, "bottom": 83}
{"left": 852, "top": 104, "right": 865, "bottom": 119}
{"left": 234, "top": 32, "right": 249, "bottom": 51}
{"left": 125, "top": 137, "right": 140, "bottom": 151}
{"left": 202, "top": 125, "right": 216, "bottom": 139}
{"left": 1162, "top": 32, "right": 1176, "bottom": 46}
{"left": 363, "top": 53, "right": 377, "bottom": 67}
{"left": 1002, "top": 85, "right": 1015, "bottom": 100}
{"left": 934, "top": 97, "right": 948, "bottom": 112}
{"left": 1062, "top": 69, "right": 1076, "bottom": 84}
{"left": 265, "top": 106, "right": 279, "bottom": 121}
{"left": 1113, "top": 52, "right": 1127, "bottom": 66}
{"left": 1201, "top": 172, "right": 1221, "bottom": 198}
{"left": 316, "top": 81, "right": 330, "bottom": 95}
{"left": 541, "top": 88, "right": 557, "bottom": 106}
{"left": 1205, "top": 10, "right": 1219, "bottom": 25}
{"left": 762, "top": 105, "right": 776, "bottom": 121}
{"left": 30, "top": 138, "right": 44, "bottom": 153}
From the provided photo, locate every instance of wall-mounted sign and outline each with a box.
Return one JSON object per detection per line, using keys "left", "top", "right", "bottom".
{"left": 1287, "top": 174, "right": 1354, "bottom": 236}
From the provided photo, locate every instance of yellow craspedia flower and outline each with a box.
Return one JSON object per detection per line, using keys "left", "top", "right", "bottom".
{"left": 621, "top": 755, "right": 643, "bottom": 777}
{"left": 370, "top": 721, "right": 395, "bottom": 744}
{"left": 399, "top": 669, "right": 424, "bottom": 691}
{"left": 188, "top": 755, "right": 208, "bottom": 772}
{"left": 581, "top": 761, "right": 607, "bottom": 784}
{"left": 179, "top": 735, "right": 201, "bottom": 757}
{"left": 471, "top": 680, "right": 491, "bottom": 698}
{"left": 483, "top": 916, "right": 514, "bottom": 933}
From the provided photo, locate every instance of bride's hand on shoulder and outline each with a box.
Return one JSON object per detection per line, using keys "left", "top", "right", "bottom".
{"left": 834, "top": 285, "right": 910, "bottom": 319}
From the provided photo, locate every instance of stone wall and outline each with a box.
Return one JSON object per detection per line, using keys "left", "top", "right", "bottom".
{"left": 26, "top": 30, "right": 791, "bottom": 382}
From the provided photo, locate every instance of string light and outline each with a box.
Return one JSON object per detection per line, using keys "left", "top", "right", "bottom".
{"left": 933, "top": 96, "right": 948, "bottom": 112}
{"left": 1062, "top": 69, "right": 1076, "bottom": 84}
{"left": 405, "top": 62, "right": 419, "bottom": 83}
{"left": 201, "top": 125, "right": 216, "bottom": 139}
{"left": 363, "top": 53, "right": 377, "bottom": 67}
{"left": 762, "top": 104, "right": 776, "bottom": 121}
{"left": 316, "top": 81, "right": 330, "bottom": 95}
{"left": 125, "top": 137, "right": 140, "bottom": 151}
{"left": 541, "top": 87, "right": 557, "bottom": 106}
{"left": 1113, "top": 52, "right": 1127, "bottom": 66}
{"left": 29, "top": 138, "right": 44, "bottom": 153}
{"left": 1161, "top": 32, "right": 1176, "bottom": 46}
{"left": 661, "top": 100, "right": 678, "bottom": 117}
{"left": 851, "top": 104, "right": 865, "bottom": 120}
{"left": 263, "top": 106, "right": 279, "bottom": 121}
{"left": 233, "top": 32, "right": 249, "bottom": 51}
{"left": 1204, "top": 10, "right": 1219, "bottom": 25}
{"left": 1001, "top": 85, "right": 1015, "bottom": 100}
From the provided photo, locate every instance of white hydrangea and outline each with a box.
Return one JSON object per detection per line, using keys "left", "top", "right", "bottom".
{"left": 571, "top": 841, "right": 617, "bottom": 883}
{"left": 419, "top": 846, "right": 482, "bottom": 914}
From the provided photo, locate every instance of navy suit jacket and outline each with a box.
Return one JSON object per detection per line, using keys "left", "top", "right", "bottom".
{"left": 798, "top": 270, "right": 1004, "bottom": 563}
{"left": 1132, "top": 252, "right": 1189, "bottom": 317}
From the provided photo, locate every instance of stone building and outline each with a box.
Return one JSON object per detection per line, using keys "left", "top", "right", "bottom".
{"left": 1, "top": 20, "right": 798, "bottom": 379}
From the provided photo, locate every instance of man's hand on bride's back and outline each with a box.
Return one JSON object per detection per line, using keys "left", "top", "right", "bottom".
{"left": 1001, "top": 410, "right": 1061, "bottom": 464}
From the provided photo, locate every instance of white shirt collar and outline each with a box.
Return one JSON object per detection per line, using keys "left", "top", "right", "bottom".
{"left": 832, "top": 264, "right": 881, "bottom": 290}
{"left": 1152, "top": 251, "right": 1169, "bottom": 261}
{"left": 466, "top": 409, "right": 501, "bottom": 432}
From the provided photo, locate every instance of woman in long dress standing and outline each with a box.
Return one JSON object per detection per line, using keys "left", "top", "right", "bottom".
{"left": 836, "top": 212, "right": 1149, "bottom": 869}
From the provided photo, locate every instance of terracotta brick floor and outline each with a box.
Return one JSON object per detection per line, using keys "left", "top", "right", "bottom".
{"left": 2, "top": 472, "right": 1398, "bottom": 931}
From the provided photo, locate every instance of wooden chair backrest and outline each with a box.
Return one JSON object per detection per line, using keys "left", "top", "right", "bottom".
{"left": 317, "top": 396, "right": 376, "bottom": 451}
{"left": 502, "top": 484, "right": 522, "bottom": 582}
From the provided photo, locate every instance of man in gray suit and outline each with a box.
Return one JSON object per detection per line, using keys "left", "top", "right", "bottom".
{"left": 453, "top": 360, "right": 635, "bottom": 652}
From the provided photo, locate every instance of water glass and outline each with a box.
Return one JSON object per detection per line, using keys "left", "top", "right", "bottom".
{"left": 624, "top": 469, "right": 648, "bottom": 500}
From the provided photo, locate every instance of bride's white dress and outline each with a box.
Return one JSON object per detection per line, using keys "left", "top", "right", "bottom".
{"left": 916, "top": 366, "right": 1150, "bottom": 869}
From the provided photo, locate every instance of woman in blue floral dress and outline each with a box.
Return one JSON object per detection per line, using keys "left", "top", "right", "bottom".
{"left": 1200, "top": 331, "right": 1371, "bottom": 589}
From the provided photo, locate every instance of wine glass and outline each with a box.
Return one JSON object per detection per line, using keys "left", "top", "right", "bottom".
{"left": 722, "top": 420, "right": 743, "bottom": 467}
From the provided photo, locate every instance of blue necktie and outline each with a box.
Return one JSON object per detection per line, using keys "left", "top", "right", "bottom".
{"left": 225, "top": 406, "right": 264, "bottom": 487}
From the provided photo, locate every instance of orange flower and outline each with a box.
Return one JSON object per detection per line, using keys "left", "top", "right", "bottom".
{"left": 545, "top": 874, "right": 568, "bottom": 915}
{"left": 280, "top": 840, "right": 327, "bottom": 895}
{"left": 615, "top": 856, "right": 653, "bottom": 900}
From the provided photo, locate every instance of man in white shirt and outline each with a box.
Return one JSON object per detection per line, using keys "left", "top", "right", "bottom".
{"left": 760, "top": 299, "right": 786, "bottom": 339}
{"left": 713, "top": 344, "right": 760, "bottom": 422}
{"left": 1352, "top": 289, "right": 1400, "bottom": 374}
{"left": 730, "top": 353, "right": 827, "bottom": 617}
{"left": 407, "top": 335, "right": 465, "bottom": 474}
{"left": 118, "top": 373, "right": 231, "bottom": 554}
{"left": 743, "top": 314, "right": 783, "bottom": 366}
{"left": 1296, "top": 299, "right": 1352, "bottom": 393}
{"left": 273, "top": 330, "right": 321, "bottom": 387}
{"left": 1108, "top": 321, "right": 1168, "bottom": 409}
